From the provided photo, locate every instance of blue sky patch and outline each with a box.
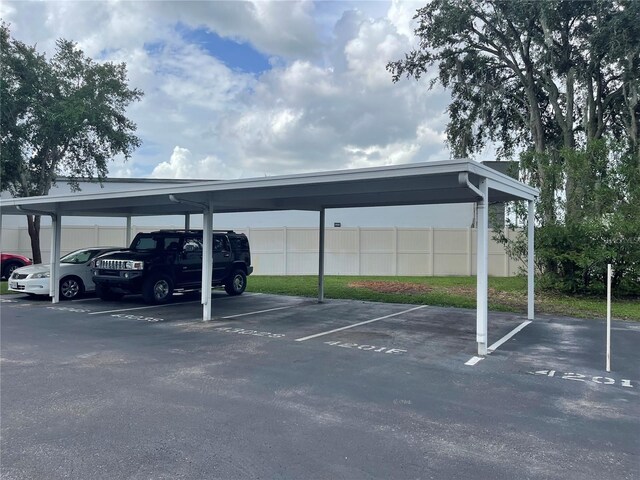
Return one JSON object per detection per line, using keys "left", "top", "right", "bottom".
{"left": 143, "top": 41, "right": 165, "bottom": 57}
{"left": 176, "top": 23, "right": 272, "bottom": 75}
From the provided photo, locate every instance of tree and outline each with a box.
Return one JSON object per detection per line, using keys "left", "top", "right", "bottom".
{"left": 388, "top": 0, "right": 638, "bottom": 222}
{"left": 1, "top": 24, "right": 143, "bottom": 263}
{"left": 498, "top": 141, "right": 639, "bottom": 294}
{"left": 388, "top": 0, "right": 639, "bottom": 294}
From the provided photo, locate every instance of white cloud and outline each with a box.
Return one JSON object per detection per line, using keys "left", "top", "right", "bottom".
{"left": 213, "top": 7, "right": 449, "bottom": 174}
{"left": 3, "top": 0, "right": 454, "bottom": 181}
{"left": 344, "top": 17, "right": 405, "bottom": 88}
{"left": 154, "top": 0, "right": 322, "bottom": 59}
{"left": 151, "top": 146, "right": 241, "bottom": 179}
{"left": 387, "top": 0, "right": 421, "bottom": 41}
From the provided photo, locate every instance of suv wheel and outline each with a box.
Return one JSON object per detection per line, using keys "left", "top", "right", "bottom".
{"left": 96, "top": 284, "right": 124, "bottom": 301}
{"left": 60, "top": 276, "right": 84, "bottom": 300}
{"left": 143, "top": 274, "right": 173, "bottom": 304}
{"left": 224, "top": 269, "right": 246, "bottom": 296}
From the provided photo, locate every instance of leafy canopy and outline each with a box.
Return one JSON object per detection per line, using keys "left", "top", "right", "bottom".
{"left": 388, "top": 1, "right": 639, "bottom": 295}
{"left": 0, "top": 23, "right": 143, "bottom": 197}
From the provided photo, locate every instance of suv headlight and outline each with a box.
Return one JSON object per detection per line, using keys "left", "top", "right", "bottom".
{"left": 125, "top": 260, "right": 144, "bottom": 270}
{"left": 31, "top": 272, "right": 50, "bottom": 279}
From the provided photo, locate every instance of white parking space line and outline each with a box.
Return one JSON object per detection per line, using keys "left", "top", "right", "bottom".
{"left": 295, "top": 305, "right": 427, "bottom": 342}
{"left": 222, "top": 304, "right": 300, "bottom": 319}
{"left": 465, "top": 356, "right": 484, "bottom": 366}
{"left": 86, "top": 292, "right": 263, "bottom": 316}
{"left": 89, "top": 301, "right": 200, "bottom": 315}
{"left": 488, "top": 320, "right": 532, "bottom": 352}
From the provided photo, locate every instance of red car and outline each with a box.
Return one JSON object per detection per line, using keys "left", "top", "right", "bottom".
{"left": 1, "top": 253, "right": 32, "bottom": 280}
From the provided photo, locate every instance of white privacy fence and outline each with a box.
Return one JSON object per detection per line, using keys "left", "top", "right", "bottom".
{"left": 0, "top": 226, "right": 523, "bottom": 277}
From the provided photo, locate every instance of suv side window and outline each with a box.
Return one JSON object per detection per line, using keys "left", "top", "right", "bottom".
{"left": 163, "top": 237, "right": 181, "bottom": 252}
{"left": 229, "top": 236, "right": 248, "bottom": 251}
{"left": 183, "top": 238, "right": 202, "bottom": 253}
{"left": 213, "top": 236, "right": 230, "bottom": 253}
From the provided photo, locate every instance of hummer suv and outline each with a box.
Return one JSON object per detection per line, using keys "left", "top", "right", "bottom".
{"left": 91, "top": 230, "right": 253, "bottom": 304}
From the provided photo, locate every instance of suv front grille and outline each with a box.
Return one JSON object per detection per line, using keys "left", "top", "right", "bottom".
{"left": 100, "top": 259, "right": 128, "bottom": 270}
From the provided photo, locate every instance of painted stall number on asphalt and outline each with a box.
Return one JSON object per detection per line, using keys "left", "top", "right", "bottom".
{"left": 529, "top": 370, "right": 634, "bottom": 388}
{"left": 111, "top": 313, "right": 164, "bottom": 323}
{"left": 324, "top": 341, "right": 407, "bottom": 355}
{"left": 47, "top": 306, "right": 91, "bottom": 313}
{"left": 215, "top": 327, "right": 285, "bottom": 339}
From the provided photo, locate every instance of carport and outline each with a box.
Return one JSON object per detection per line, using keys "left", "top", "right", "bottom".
{"left": 0, "top": 159, "right": 538, "bottom": 355}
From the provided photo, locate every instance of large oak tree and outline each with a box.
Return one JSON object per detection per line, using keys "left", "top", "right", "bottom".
{"left": 388, "top": 1, "right": 639, "bottom": 292}
{"left": 1, "top": 24, "right": 143, "bottom": 263}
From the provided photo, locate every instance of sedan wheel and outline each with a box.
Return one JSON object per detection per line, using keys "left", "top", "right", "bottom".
{"left": 2, "top": 261, "right": 21, "bottom": 280}
{"left": 60, "top": 277, "right": 84, "bottom": 300}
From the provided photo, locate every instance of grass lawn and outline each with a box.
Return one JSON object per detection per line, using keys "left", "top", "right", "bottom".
{"left": 247, "top": 275, "right": 640, "bottom": 321}
{"left": 2, "top": 276, "right": 637, "bottom": 321}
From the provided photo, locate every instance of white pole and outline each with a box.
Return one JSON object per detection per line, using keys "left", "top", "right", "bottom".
{"left": 202, "top": 203, "right": 213, "bottom": 321}
{"left": 318, "top": 208, "right": 325, "bottom": 303}
{"left": 125, "top": 215, "right": 132, "bottom": 246}
{"left": 476, "top": 179, "right": 488, "bottom": 356}
{"left": 50, "top": 214, "right": 62, "bottom": 304}
{"left": 606, "top": 263, "right": 612, "bottom": 372}
{"left": 527, "top": 200, "right": 535, "bottom": 320}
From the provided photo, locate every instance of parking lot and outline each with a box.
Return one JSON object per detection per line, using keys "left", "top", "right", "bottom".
{"left": 1, "top": 290, "right": 638, "bottom": 479}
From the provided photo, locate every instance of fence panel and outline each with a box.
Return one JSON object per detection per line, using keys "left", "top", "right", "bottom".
{"left": 1, "top": 225, "right": 519, "bottom": 276}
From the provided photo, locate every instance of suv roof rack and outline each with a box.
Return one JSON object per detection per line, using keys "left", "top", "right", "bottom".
{"left": 155, "top": 229, "right": 236, "bottom": 234}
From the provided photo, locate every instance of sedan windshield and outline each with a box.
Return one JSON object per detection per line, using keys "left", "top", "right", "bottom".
{"left": 60, "top": 249, "right": 101, "bottom": 264}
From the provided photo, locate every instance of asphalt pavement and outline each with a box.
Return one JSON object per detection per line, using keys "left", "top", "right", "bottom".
{"left": 1, "top": 291, "right": 638, "bottom": 479}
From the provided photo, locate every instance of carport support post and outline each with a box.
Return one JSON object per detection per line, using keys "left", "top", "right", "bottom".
{"left": 184, "top": 214, "right": 190, "bottom": 231}
{"left": 527, "top": 200, "right": 535, "bottom": 320}
{"left": 202, "top": 202, "right": 214, "bottom": 321}
{"left": 125, "top": 216, "right": 132, "bottom": 246}
{"left": 476, "top": 179, "right": 489, "bottom": 356}
{"left": 318, "top": 208, "right": 325, "bottom": 303}
{"left": 50, "top": 213, "right": 62, "bottom": 304}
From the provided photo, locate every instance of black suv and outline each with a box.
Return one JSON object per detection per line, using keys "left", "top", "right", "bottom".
{"left": 91, "top": 230, "right": 253, "bottom": 304}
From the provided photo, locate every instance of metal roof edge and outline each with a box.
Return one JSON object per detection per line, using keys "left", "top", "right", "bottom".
{"left": 468, "top": 162, "right": 539, "bottom": 198}
{"left": 0, "top": 159, "right": 540, "bottom": 214}
{"left": 1, "top": 159, "right": 475, "bottom": 206}
{"left": 53, "top": 176, "right": 214, "bottom": 184}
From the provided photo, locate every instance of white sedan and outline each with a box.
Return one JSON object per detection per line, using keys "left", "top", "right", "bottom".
{"left": 8, "top": 247, "right": 122, "bottom": 300}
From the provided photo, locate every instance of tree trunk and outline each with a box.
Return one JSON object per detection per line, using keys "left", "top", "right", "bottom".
{"left": 623, "top": 61, "right": 639, "bottom": 168}
{"left": 26, "top": 215, "right": 42, "bottom": 264}
{"left": 524, "top": 80, "right": 556, "bottom": 226}
{"left": 564, "top": 68, "right": 578, "bottom": 222}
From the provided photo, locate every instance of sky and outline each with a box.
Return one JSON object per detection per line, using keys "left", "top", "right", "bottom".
{"left": 0, "top": 0, "right": 467, "bottom": 181}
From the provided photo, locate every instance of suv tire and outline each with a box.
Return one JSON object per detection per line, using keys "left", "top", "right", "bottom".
{"left": 143, "top": 274, "right": 173, "bottom": 304}
{"left": 96, "top": 284, "right": 125, "bottom": 301}
{"left": 224, "top": 269, "right": 246, "bottom": 296}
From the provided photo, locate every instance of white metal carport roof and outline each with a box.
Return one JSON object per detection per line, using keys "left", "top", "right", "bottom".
{"left": 0, "top": 159, "right": 538, "bottom": 356}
